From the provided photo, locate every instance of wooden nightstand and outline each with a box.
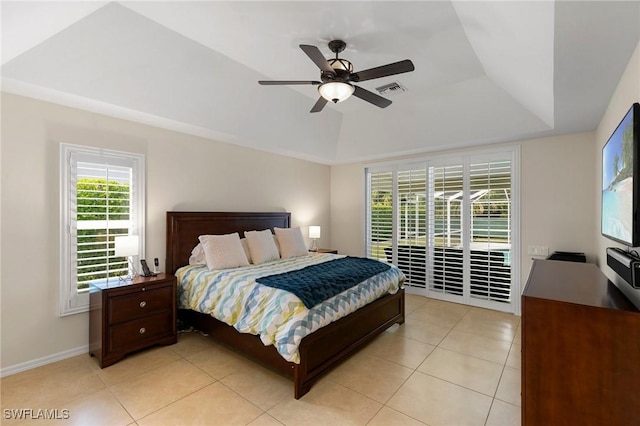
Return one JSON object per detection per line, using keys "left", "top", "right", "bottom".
{"left": 89, "top": 273, "right": 177, "bottom": 368}
{"left": 315, "top": 248, "right": 338, "bottom": 254}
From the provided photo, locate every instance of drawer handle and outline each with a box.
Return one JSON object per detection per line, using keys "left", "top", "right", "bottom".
{"left": 139, "top": 301, "right": 146, "bottom": 308}
{"left": 139, "top": 327, "right": 146, "bottom": 334}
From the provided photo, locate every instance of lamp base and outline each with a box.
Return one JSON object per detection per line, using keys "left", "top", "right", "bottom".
{"left": 309, "top": 239, "right": 318, "bottom": 252}
{"left": 118, "top": 258, "right": 137, "bottom": 281}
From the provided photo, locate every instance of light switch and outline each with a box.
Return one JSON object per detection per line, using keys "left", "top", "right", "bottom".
{"left": 528, "top": 246, "right": 549, "bottom": 256}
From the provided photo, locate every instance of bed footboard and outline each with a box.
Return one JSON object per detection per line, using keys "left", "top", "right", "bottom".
{"left": 179, "top": 288, "right": 404, "bottom": 399}
{"left": 294, "top": 288, "right": 405, "bottom": 398}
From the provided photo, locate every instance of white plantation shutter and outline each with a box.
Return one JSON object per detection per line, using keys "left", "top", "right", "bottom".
{"left": 75, "top": 162, "right": 132, "bottom": 283}
{"left": 366, "top": 170, "right": 393, "bottom": 262}
{"left": 468, "top": 158, "right": 512, "bottom": 305}
{"left": 428, "top": 163, "right": 465, "bottom": 297}
{"left": 60, "top": 144, "right": 145, "bottom": 316}
{"left": 397, "top": 167, "right": 427, "bottom": 289}
{"left": 365, "top": 148, "right": 518, "bottom": 313}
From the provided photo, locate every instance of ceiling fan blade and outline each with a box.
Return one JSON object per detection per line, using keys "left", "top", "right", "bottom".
{"left": 310, "top": 97, "right": 328, "bottom": 113}
{"left": 299, "top": 45, "right": 335, "bottom": 75}
{"left": 258, "top": 80, "right": 321, "bottom": 85}
{"left": 350, "top": 59, "right": 415, "bottom": 82}
{"left": 352, "top": 86, "right": 392, "bottom": 108}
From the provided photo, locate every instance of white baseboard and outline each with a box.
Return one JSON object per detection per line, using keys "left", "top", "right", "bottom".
{"left": 1, "top": 345, "right": 89, "bottom": 378}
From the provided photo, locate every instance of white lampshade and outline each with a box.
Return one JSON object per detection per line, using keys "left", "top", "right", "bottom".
{"left": 318, "top": 82, "right": 354, "bottom": 103}
{"left": 115, "top": 235, "right": 139, "bottom": 257}
{"left": 309, "top": 226, "right": 321, "bottom": 239}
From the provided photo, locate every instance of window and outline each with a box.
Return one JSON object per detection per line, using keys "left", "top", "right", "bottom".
{"left": 365, "top": 148, "right": 519, "bottom": 313}
{"left": 60, "top": 144, "right": 145, "bottom": 316}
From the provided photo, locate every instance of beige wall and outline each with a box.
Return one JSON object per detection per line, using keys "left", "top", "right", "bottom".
{"left": 0, "top": 93, "right": 331, "bottom": 371}
{"left": 520, "top": 132, "right": 596, "bottom": 279}
{"left": 595, "top": 42, "right": 640, "bottom": 303}
{"left": 330, "top": 164, "right": 366, "bottom": 257}
{"left": 331, "top": 133, "right": 597, "bottom": 305}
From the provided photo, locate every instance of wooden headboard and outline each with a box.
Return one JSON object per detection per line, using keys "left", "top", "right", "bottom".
{"left": 165, "top": 211, "right": 291, "bottom": 274}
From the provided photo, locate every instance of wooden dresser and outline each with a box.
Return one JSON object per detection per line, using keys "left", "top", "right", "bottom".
{"left": 89, "top": 273, "right": 177, "bottom": 368}
{"left": 522, "top": 260, "right": 640, "bottom": 425}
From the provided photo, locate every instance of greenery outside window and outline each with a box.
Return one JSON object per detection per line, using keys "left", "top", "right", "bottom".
{"left": 60, "top": 144, "right": 145, "bottom": 316}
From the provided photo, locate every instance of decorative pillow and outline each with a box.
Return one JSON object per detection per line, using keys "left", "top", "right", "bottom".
{"left": 198, "top": 233, "right": 250, "bottom": 270}
{"left": 189, "top": 243, "right": 206, "bottom": 265}
{"left": 274, "top": 227, "right": 309, "bottom": 259}
{"left": 244, "top": 229, "right": 280, "bottom": 264}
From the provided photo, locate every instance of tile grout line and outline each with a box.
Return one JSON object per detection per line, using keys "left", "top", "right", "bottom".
{"left": 365, "top": 303, "right": 481, "bottom": 424}
{"left": 411, "top": 302, "right": 518, "bottom": 424}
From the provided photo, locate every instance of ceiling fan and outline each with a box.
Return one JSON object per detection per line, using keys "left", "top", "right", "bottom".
{"left": 258, "top": 40, "right": 415, "bottom": 113}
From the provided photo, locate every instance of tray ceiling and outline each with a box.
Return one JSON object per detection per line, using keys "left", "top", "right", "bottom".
{"left": 2, "top": 1, "right": 639, "bottom": 164}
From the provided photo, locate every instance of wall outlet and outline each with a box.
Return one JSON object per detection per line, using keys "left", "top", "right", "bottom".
{"left": 528, "top": 246, "right": 549, "bottom": 256}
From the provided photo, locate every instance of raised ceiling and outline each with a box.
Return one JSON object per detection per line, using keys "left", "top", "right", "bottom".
{"left": 2, "top": 1, "right": 639, "bottom": 164}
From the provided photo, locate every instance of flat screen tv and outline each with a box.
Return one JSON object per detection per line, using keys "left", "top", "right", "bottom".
{"left": 602, "top": 102, "right": 640, "bottom": 247}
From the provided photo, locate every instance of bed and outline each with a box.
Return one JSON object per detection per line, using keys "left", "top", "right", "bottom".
{"left": 166, "top": 211, "right": 405, "bottom": 398}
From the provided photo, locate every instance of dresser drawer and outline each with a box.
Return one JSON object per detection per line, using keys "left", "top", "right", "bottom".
{"left": 108, "top": 312, "right": 173, "bottom": 352}
{"left": 108, "top": 285, "right": 173, "bottom": 324}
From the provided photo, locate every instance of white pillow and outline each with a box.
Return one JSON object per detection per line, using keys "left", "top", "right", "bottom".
{"left": 198, "top": 233, "right": 250, "bottom": 270}
{"left": 189, "top": 243, "right": 206, "bottom": 265}
{"left": 244, "top": 229, "right": 280, "bottom": 264}
{"left": 240, "top": 238, "right": 252, "bottom": 264}
{"left": 274, "top": 227, "right": 309, "bottom": 259}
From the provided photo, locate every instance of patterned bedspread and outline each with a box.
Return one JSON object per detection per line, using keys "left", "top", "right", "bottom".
{"left": 176, "top": 253, "right": 405, "bottom": 364}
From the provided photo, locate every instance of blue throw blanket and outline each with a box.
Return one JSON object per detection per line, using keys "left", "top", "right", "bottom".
{"left": 256, "top": 256, "right": 391, "bottom": 308}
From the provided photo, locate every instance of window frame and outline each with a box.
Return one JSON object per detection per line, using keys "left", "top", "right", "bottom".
{"left": 59, "top": 143, "right": 146, "bottom": 316}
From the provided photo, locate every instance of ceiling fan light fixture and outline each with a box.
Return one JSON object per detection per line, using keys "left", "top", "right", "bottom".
{"left": 318, "top": 82, "right": 354, "bottom": 103}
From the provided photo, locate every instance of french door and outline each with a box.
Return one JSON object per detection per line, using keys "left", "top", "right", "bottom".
{"left": 366, "top": 149, "right": 518, "bottom": 313}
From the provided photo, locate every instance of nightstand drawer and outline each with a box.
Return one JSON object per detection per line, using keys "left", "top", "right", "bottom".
{"left": 108, "top": 285, "right": 173, "bottom": 324}
{"left": 109, "top": 312, "right": 173, "bottom": 352}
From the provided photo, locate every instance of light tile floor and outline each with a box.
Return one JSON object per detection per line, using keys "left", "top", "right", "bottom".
{"left": 1, "top": 295, "right": 521, "bottom": 425}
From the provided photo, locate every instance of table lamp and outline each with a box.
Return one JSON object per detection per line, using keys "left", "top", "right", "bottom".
{"left": 308, "top": 226, "right": 321, "bottom": 252}
{"left": 114, "top": 235, "right": 139, "bottom": 280}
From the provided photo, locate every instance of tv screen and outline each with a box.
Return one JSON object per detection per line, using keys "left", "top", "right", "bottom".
{"left": 602, "top": 103, "right": 640, "bottom": 246}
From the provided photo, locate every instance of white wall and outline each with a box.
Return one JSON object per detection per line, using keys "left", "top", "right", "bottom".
{"left": 331, "top": 133, "right": 597, "bottom": 304}
{"left": 595, "top": 42, "right": 640, "bottom": 303}
{"left": 0, "top": 93, "right": 331, "bottom": 371}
